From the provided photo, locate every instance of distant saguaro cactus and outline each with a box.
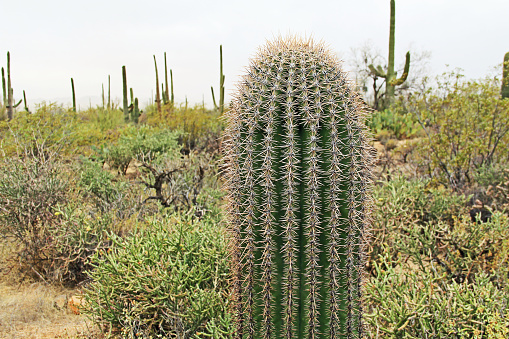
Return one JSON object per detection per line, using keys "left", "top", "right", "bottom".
{"left": 223, "top": 37, "right": 373, "bottom": 339}
{"left": 211, "top": 45, "right": 225, "bottom": 113}
{"left": 502, "top": 52, "right": 509, "bottom": 99}
{"left": 4, "top": 52, "right": 22, "bottom": 119}
{"left": 122, "top": 66, "right": 129, "bottom": 121}
{"left": 368, "top": 0, "right": 410, "bottom": 109}
{"left": 71, "top": 78, "right": 76, "bottom": 112}
{"left": 153, "top": 55, "right": 161, "bottom": 114}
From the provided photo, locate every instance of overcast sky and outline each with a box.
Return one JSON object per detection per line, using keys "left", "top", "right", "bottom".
{"left": 1, "top": 0, "right": 508, "bottom": 109}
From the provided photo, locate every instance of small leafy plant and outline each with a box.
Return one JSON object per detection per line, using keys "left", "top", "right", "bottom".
{"left": 83, "top": 211, "right": 233, "bottom": 338}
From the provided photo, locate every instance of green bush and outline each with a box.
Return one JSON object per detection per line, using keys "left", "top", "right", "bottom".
{"left": 368, "top": 109, "right": 422, "bottom": 140}
{"left": 83, "top": 211, "right": 233, "bottom": 338}
{"left": 47, "top": 202, "right": 113, "bottom": 283}
{"left": 100, "top": 125, "right": 181, "bottom": 174}
{"left": 370, "top": 177, "right": 465, "bottom": 269}
{"left": 78, "top": 158, "right": 129, "bottom": 211}
{"left": 365, "top": 253, "right": 509, "bottom": 338}
{"left": 397, "top": 71, "right": 509, "bottom": 190}
{"left": 371, "top": 177, "right": 509, "bottom": 282}
{"left": 146, "top": 103, "right": 223, "bottom": 152}
{"left": 473, "top": 164, "right": 509, "bottom": 212}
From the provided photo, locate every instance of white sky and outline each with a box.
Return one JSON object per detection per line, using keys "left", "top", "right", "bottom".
{"left": 1, "top": 0, "right": 508, "bottom": 109}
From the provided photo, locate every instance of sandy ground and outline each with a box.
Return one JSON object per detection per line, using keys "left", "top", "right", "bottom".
{"left": 0, "top": 282, "right": 101, "bottom": 338}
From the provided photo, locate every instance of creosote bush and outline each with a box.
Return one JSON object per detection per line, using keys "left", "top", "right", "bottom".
{"left": 83, "top": 211, "right": 233, "bottom": 338}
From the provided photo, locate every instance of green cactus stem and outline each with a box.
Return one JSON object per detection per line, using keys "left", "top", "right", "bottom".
{"left": 23, "top": 90, "right": 29, "bottom": 112}
{"left": 122, "top": 66, "right": 129, "bottom": 122}
{"left": 223, "top": 36, "right": 373, "bottom": 339}
{"left": 502, "top": 52, "right": 509, "bottom": 99}
{"left": 133, "top": 97, "right": 140, "bottom": 123}
{"left": 71, "top": 78, "right": 76, "bottom": 112}
{"left": 211, "top": 45, "right": 225, "bottom": 113}
{"left": 170, "top": 69, "right": 174, "bottom": 106}
{"left": 368, "top": 0, "right": 410, "bottom": 109}
{"left": 153, "top": 55, "right": 161, "bottom": 114}
{"left": 6, "top": 52, "right": 13, "bottom": 119}
{"left": 2, "top": 67, "right": 6, "bottom": 108}
{"left": 108, "top": 75, "right": 111, "bottom": 110}
{"left": 164, "top": 52, "right": 170, "bottom": 105}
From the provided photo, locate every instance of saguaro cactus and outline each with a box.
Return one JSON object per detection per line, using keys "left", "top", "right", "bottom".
{"left": 122, "top": 66, "right": 129, "bottom": 121}
{"left": 153, "top": 55, "right": 161, "bottom": 114}
{"left": 71, "top": 78, "right": 76, "bottom": 112}
{"left": 502, "top": 52, "right": 509, "bottom": 99}
{"left": 223, "top": 37, "right": 373, "bottom": 339}
{"left": 368, "top": 0, "right": 410, "bottom": 109}
{"left": 211, "top": 45, "right": 225, "bottom": 113}
{"left": 5, "top": 52, "right": 21, "bottom": 119}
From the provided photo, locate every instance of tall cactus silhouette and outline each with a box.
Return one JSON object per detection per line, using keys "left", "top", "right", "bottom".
{"left": 122, "top": 66, "right": 129, "bottom": 121}
{"left": 5, "top": 52, "right": 21, "bottom": 119}
{"left": 223, "top": 37, "right": 373, "bottom": 339}
{"left": 502, "top": 52, "right": 509, "bottom": 99}
{"left": 211, "top": 44, "right": 225, "bottom": 113}
{"left": 368, "top": 0, "right": 410, "bottom": 109}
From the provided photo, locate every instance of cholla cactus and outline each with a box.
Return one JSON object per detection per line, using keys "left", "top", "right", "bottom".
{"left": 222, "top": 36, "right": 374, "bottom": 339}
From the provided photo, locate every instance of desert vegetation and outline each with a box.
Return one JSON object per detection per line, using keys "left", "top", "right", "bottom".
{"left": 1, "top": 8, "right": 509, "bottom": 338}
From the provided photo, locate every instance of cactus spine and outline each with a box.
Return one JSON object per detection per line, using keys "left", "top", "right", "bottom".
{"left": 368, "top": 0, "right": 410, "bottom": 109}
{"left": 211, "top": 45, "right": 225, "bottom": 113}
{"left": 502, "top": 52, "right": 509, "bottom": 99}
{"left": 223, "top": 37, "right": 373, "bottom": 339}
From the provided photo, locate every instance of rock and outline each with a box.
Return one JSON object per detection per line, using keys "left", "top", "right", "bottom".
{"left": 54, "top": 294, "right": 68, "bottom": 310}
{"left": 68, "top": 295, "right": 84, "bottom": 315}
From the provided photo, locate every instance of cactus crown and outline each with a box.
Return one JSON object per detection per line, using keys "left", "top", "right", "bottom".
{"left": 223, "top": 36, "right": 373, "bottom": 339}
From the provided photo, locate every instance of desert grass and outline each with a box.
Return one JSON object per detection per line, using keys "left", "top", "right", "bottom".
{"left": 0, "top": 239, "right": 100, "bottom": 339}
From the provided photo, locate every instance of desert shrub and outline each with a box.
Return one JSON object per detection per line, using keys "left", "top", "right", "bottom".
{"left": 146, "top": 103, "right": 223, "bottom": 152}
{"left": 0, "top": 103, "right": 124, "bottom": 158}
{"left": 368, "top": 109, "right": 422, "bottom": 140}
{"left": 397, "top": 71, "right": 509, "bottom": 190}
{"left": 139, "top": 151, "right": 223, "bottom": 216}
{"left": 81, "top": 107, "right": 125, "bottom": 132}
{"left": 370, "top": 177, "right": 465, "bottom": 269}
{"left": 44, "top": 202, "right": 113, "bottom": 284}
{"left": 78, "top": 158, "right": 130, "bottom": 211}
{"left": 0, "top": 139, "right": 70, "bottom": 280}
{"left": 99, "top": 125, "right": 181, "bottom": 174}
{"left": 371, "top": 177, "right": 509, "bottom": 283}
{"left": 398, "top": 212, "right": 509, "bottom": 284}
{"left": 365, "top": 253, "right": 509, "bottom": 338}
{"left": 472, "top": 163, "right": 509, "bottom": 212}
{"left": 83, "top": 211, "right": 233, "bottom": 338}
{"left": 0, "top": 136, "right": 134, "bottom": 284}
